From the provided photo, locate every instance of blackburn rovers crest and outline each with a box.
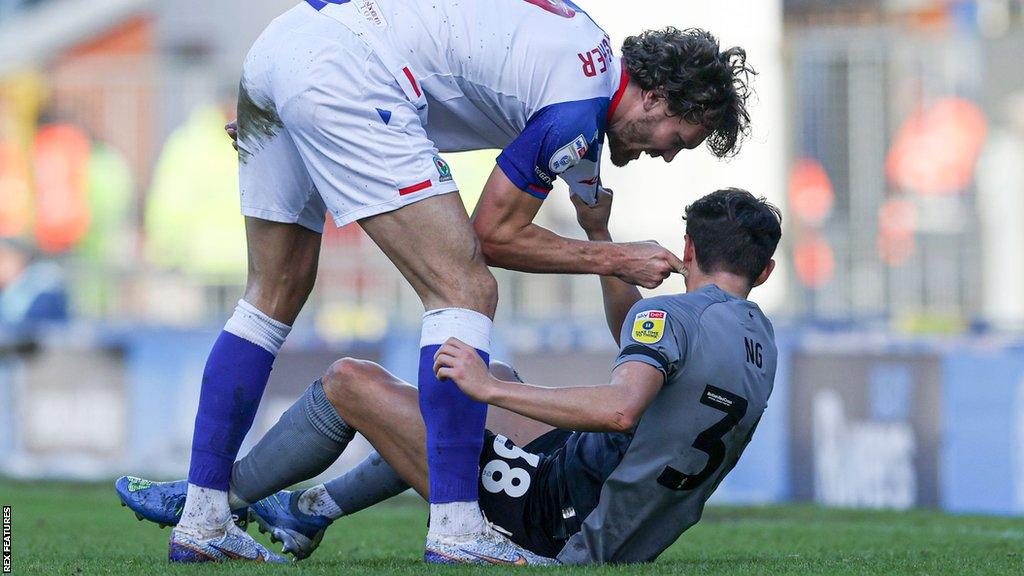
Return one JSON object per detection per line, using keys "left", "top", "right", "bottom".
{"left": 434, "top": 155, "right": 453, "bottom": 183}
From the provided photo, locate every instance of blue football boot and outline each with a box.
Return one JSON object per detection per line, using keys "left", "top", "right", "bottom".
{"left": 424, "top": 521, "right": 559, "bottom": 566}
{"left": 169, "top": 521, "right": 287, "bottom": 564}
{"left": 250, "top": 490, "right": 333, "bottom": 559}
{"left": 114, "top": 476, "right": 247, "bottom": 529}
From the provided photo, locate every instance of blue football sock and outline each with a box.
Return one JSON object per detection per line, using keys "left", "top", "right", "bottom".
{"left": 187, "top": 300, "right": 291, "bottom": 491}
{"left": 418, "top": 308, "right": 492, "bottom": 504}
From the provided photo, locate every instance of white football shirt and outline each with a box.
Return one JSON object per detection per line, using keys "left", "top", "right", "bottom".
{"left": 306, "top": 0, "right": 627, "bottom": 203}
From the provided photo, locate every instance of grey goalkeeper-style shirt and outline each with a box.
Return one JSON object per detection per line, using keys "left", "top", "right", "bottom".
{"left": 555, "top": 284, "right": 777, "bottom": 565}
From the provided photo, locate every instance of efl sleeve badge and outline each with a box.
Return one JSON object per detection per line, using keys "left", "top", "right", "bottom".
{"left": 632, "top": 310, "right": 666, "bottom": 344}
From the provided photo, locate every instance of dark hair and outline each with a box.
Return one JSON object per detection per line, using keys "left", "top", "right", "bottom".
{"left": 622, "top": 27, "right": 755, "bottom": 158}
{"left": 684, "top": 188, "right": 781, "bottom": 284}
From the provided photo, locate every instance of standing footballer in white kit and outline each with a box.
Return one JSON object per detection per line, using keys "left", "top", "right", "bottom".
{"left": 162, "top": 0, "right": 755, "bottom": 565}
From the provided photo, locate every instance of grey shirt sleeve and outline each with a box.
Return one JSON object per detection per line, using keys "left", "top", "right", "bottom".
{"left": 613, "top": 300, "right": 686, "bottom": 382}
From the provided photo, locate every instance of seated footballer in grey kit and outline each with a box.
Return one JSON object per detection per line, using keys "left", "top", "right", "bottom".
{"left": 117, "top": 186, "right": 782, "bottom": 565}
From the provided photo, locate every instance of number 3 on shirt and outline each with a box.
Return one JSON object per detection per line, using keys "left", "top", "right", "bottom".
{"left": 658, "top": 385, "right": 749, "bottom": 491}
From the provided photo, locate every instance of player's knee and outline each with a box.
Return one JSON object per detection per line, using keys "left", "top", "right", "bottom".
{"left": 244, "top": 269, "right": 317, "bottom": 321}
{"left": 421, "top": 239, "right": 498, "bottom": 314}
{"left": 488, "top": 360, "right": 522, "bottom": 383}
{"left": 460, "top": 266, "right": 498, "bottom": 314}
{"left": 429, "top": 267, "right": 498, "bottom": 315}
{"left": 252, "top": 269, "right": 316, "bottom": 299}
{"left": 322, "top": 357, "right": 385, "bottom": 412}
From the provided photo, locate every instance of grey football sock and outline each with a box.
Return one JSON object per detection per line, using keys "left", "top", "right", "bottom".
{"left": 323, "top": 451, "right": 410, "bottom": 516}
{"left": 230, "top": 379, "right": 355, "bottom": 504}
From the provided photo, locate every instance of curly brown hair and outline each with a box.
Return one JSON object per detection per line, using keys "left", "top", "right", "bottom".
{"left": 622, "top": 27, "right": 755, "bottom": 158}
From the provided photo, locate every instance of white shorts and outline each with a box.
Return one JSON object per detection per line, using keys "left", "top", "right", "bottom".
{"left": 236, "top": 3, "right": 458, "bottom": 232}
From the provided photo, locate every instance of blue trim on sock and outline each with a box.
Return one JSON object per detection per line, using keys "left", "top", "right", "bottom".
{"left": 419, "top": 345, "right": 489, "bottom": 503}
{"left": 188, "top": 331, "right": 275, "bottom": 490}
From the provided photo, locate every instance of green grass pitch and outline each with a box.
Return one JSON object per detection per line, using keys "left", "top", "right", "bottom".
{"left": 2, "top": 479, "right": 1022, "bottom": 575}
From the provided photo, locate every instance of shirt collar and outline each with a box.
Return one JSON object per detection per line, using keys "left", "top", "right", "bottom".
{"left": 607, "top": 62, "right": 630, "bottom": 123}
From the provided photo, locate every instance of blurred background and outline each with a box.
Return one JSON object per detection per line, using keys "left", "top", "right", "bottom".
{"left": 0, "top": 0, "right": 1022, "bottom": 517}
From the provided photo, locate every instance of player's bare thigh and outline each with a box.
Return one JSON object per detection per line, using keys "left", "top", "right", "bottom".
{"left": 358, "top": 192, "right": 498, "bottom": 317}
{"left": 319, "top": 358, "right": 552, "bottom": 498}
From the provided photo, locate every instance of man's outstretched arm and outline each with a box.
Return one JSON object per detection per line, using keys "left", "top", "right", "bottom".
{"left": 473, "top": 166, "right": 682, "bottom": 289}
{"left": 226, "top": 119, "right": 682, "bottom": 290}
{"left": 434, "top": 338, "right": 663, "bottom": 433}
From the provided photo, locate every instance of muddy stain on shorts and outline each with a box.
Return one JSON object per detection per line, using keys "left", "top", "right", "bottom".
{"left": 236, "top": 79, "right": 284, "bottom": 164}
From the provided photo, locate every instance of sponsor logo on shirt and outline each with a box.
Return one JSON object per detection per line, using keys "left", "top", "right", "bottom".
{"left": 572, "top": 134, "right": 589, "bottom": 159}
{"left": 534, "top": 166, "right": 553, "bottom": 186}
{"left": 632, "top": 310, "right": 666, "bottom": 344}
{"left": 705, "top": 390, "right": 735, "bottom": 408}
{"left": 356, "top": 0, "right": 388, "bottom": 28}
{"left": 549, "top": 134, "right": 589, "bottom": 174}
